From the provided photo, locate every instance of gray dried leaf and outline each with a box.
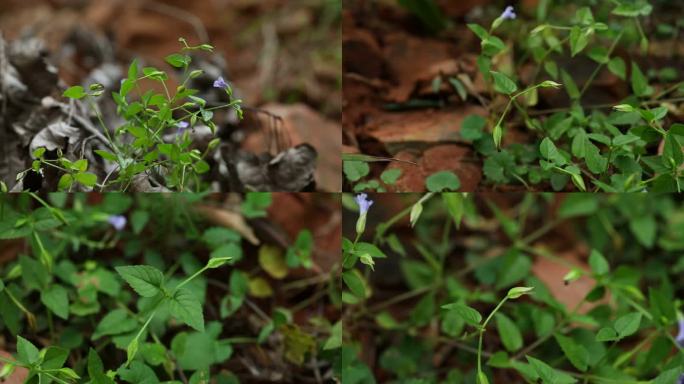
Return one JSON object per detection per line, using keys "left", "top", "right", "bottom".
{"left": 29, "top": 121, "right": 81, "bottom": 154}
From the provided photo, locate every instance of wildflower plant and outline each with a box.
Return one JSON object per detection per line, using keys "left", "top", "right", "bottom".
{"left": 27, "top": 38, "right": 244, "bottom": 192}
{"left": 0, "top": 193, "right": 337, "bottom": 383}
{"left": 464, "top": 1, "right": 684, "bottom": 192}
{"left": 341, "top": 193, "right": 684, "bottom": 383}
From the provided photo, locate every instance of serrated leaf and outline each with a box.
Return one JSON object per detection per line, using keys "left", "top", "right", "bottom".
{"left": 496, "top": 313, "right": 523, "bottom": 352}
{"left": 441, "top": 303, "right": 482, "bottom": 325}
{"left": 490, "top": 71, "right": 518, "bottom": 95}
{"left": 170, "top": 287, "right": 205, "bottom": 332}
{"left": 116, "top": 265, "right": 165, "bottom": 297}
{"left": 614, "top": 312, "right": 641, "bottom": 339}
{"left": 41, "top": 284, "right": 69, "bottom": 320}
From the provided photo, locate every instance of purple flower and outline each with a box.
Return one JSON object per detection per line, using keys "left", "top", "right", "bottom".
{"left": 677, "top": 318, "right": 684, "bottom": 347}
{"left": 213, "top": 76, "right": 229, "bottom": 89}
{"left": 355, "top": 193, "right": 373, "bottom": 215}
{"left": 679, "top": 374, "right": 684, "bottom": 384}
{"left": 107, "top": 215, "right": 127, "bottom": 231}
{"left": 501, "top": 5, "right": 516, "bottom": 20}
{"left": 177, "top": 121, "right": 189, "bottom": 135}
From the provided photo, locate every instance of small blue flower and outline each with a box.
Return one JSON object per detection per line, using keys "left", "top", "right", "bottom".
{"left": 355, "top": 193, "right": 373, "bottom": 215}
{"left": 501, "top": 5, "right": 516, "bottom": 20}
{"left": 177, "top": 121, "right": 190, "bottom": 135}
{"left": 213, "top": 76, "right": 229, "bottom": 89}
{"left": 679, "top": 373, "right": 684, "bottom": 384}
{"left": 107, "top": 215, "right": 127, "bottom": 231}
{"left": 676, "top": 318, "right": 684, "bottom": 347}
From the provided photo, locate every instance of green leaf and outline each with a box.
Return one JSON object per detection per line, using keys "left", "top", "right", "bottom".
{"left": 631, "top": 62, "right": 653, "bottom": 97}
{"left": 614, "top": 313, "right": 641, "bottom": 339}
{"left": 663, "top": 131, "right": 683, "bottom": 167}
{"left": 526, "top": 355, "right": 578, "bottom": 384}
{"left": 629, "top": 215, "right": 657, "bottom": 248}
{"left": 507, "top": 286, "right": 534, "bottom": 299}
{"left": 63, "top": 86, "right": 87, "bottom": 99}
{"left": 442, "top": 193, "right": 465, "bottom": 228}
{"left": 165, "top": 53, "right": 191, "bottom": 68}
{"left": 461, "top": 115, "right": 486, "bottom": 141}
{"left": 170, "top": 287, "right": 205, "bottom": 332}
{"left": 425, "top": 171, "right": 461, "bottom": 192}
{"left": 596, "top": 327, "right": 618, "bottom": 341}
{"left": 17, "top": 336, "right": 40, "bottom": 365}
{"left": 42, "top": 346, "right": 69, "bottom": 369}
{"left": 88, "top": 348, "right": 115, "bottom": 384}
{"left": 490, "top": 71, "right": 518, "bottom": 95}
{"left": 467, "top": 24, "right": 489, "bottom": 40}
{"left": 323, "top": 321, "right": 342, "bottom": 350}
{"left": 441, "top": 303, "right": 482, "bottom": 326}
{"left": 612, "top": 1, "right": 653, "bottom": 17}
{"left": 540, "top": 138, "right": 566, "bottom": 165}
{"left": 495, "top": 313, "right": 523, "bottom": 352}
{"left": 588, "top": 249, "right": 610, "bottom": 276}
{"left": 41, "top": 284, "right": 70, "bottom": 320}
{"left": 58, "top": 174, "right": 74, "bottom": 190}
{"left": 569, "top": 26, "right": 590, "bottom": 57}
{"left": 554, "top": 334, "right": 589, "bottom": 371}
{"left": 75, "top": 172, "right": 98, "bottom": 187}
{"left": 558, "top": 194, "right": 598, "bottom": 218}
{"left": 561, "top": 69, "right": 580, "bottom": 100}
{"left": 342, "top": 270, "right": 367, "bottom": 298}
{"left": 115, "top": 265, "right": 165, "bottom": 297}
{"left": 92, "top": 309, "right": 138, "bottom": 340}
{"left": 343, "top": 161, "right": 370, "bottom": 182}
{"left": 380, "top": 169, "right": 402, "bottom": 185}
{"left": 608, "top": 57, "right": 626, "bottom": 80}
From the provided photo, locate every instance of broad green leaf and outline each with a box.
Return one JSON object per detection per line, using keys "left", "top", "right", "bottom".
{"left": 526, "top": 355, "right": 578, "bottom": 384}
{"left": 93, "top": 309, "right": 138, "bottom": 340}
{"left": 441, "top": 303, "right": 482, "bottom": 325}
{"left": 165, "top": 53, "right": 191, "bottom": 68}
{"left": 442, "top": 193, "right": 465, "bottom": 228}
{"left": 614, "top": 313, "right": 641, "bottom": 339}
{"left": 608, "top": 57, "right": 626, "bottom": 80}
{"left": 41, "top": 284, "right": 70, "bottom": 320}
{"left": 588, "top": 249, "right": 609, "bottom": 276}
{"left": 42, "top": 346, "right": 69, "bottom": 369}
{"left": 569, "top": 26, "right": 590, "bottom": 57}
{"left": 17, "top": 336, "right": 40, "bottom": 365}
{"left": 342, "top": 270, "right": 367, "bottom": 298}
{"left": 495, "top": 313, "right": 522, "bottom": 352}
{"left": 629, "top": 215, "right": 657, "bottom": 248}
{"left": 490, "top": 71, "right": 518, "bottom": 95}
{"left": 63, "top": 86, "right": 86, "bottom": 99}
{"left": 560, "top": 69, "right": 580, "bottom": 100}
{"left": 75, "top": 172, "right": 98, "bottom": 187}
{"left": 380, "top": 169, "right": 402, "bottom": 185}
{"left": 554, "top": 334, "right": 589, "bottom": 371}
{"left": 323, "top": 321, "right": 342, "bottom": 350}
{"left": 170, "top": 287, "right": 205, "bottom": 332}
{"left": 631, "top": 62, "right": 653, "bottom": 97}
{"left": 461, "top": 115, "right": 486, "bottom": 141}
{"left": 596, "top": 327, "right": 618, "bottom": 341}
{"left": 343, "top": 161, "right": 370, "bottom": 182}
{"left": 426, "top": 171, "right": 461, "bottom": 192}
{"left": 115, "top": 265, "right": 165, "bottom": 297}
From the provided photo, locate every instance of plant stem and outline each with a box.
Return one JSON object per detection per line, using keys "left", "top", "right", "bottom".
{"left": 477, "top": 297, "right": 508, "bottom": 375}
